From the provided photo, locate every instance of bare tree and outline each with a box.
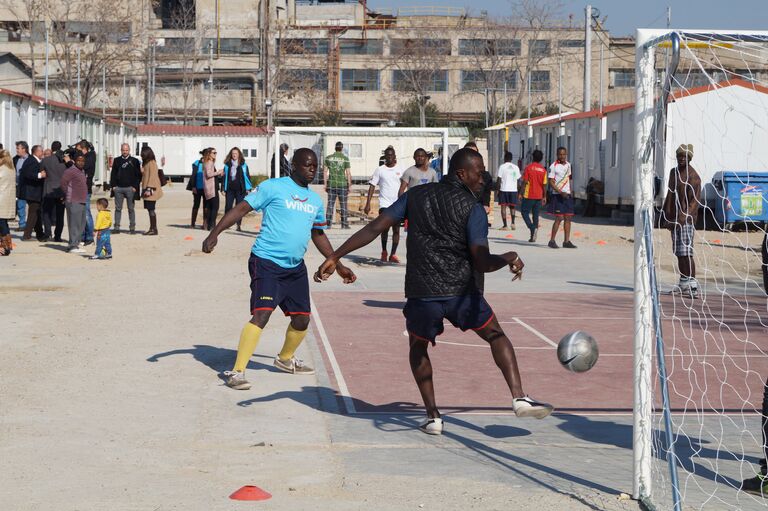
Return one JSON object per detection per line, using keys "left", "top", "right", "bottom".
{"left": 387, "top": 32, "right": 451, "bottom": 127}
{"left": 42, "top": 0, "right": 134, "bottom": 108}
{"left": 460, "top": 1, "right": 579, "bottom": 124}
{"left": 0, "top": 0, "right": 46, "bottom": 94}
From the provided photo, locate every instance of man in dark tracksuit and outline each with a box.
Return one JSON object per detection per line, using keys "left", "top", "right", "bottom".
{"left": 109, "top": 143, "right": 142, "bottom": 234}
{"left": 316, "top": 148, "right": 553, "bottom": 436}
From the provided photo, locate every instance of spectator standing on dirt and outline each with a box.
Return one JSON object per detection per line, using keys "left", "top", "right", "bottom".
{"left": 109, "top": 143, "right": 142, "bottom": 234}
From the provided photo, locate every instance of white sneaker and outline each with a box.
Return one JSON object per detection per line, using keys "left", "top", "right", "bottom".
{"left": 419, "top": 417, "right": 444, "bottom": 435}
{"left": 223, "top": 370, "right": 251, "bottom": 390}
{"left": 274, "top": 356, "right": 315, "bottom": 375}
{"left": 68, "top": 247, "right": 86, "bottom": 254}
{"left": 513, "top": 396, "right": 554, "bottom": 419}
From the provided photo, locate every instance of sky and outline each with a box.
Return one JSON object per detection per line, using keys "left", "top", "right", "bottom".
{"left": 364, "top": 0, "right": 768, "bottom": 38}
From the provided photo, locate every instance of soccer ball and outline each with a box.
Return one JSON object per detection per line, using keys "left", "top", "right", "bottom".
{"left": 557, "top": 331, "right": 599, "bottom": 373}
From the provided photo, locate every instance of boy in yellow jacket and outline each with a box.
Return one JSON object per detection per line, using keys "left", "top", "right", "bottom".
{"left": 91, "top": 198, "right": 113, "bottom": 260}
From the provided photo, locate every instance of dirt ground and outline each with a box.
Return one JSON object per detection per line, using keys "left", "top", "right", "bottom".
{"left": 0, "top": 185, "right": 764, "bottom": 510}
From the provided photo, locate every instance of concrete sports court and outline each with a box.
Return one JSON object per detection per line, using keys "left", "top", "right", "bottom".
{"left": 1, "top": 189, "right": 765, "bottom": 510}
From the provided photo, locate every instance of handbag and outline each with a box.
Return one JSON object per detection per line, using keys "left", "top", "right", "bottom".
{"left": 158, "top": 168, "right": 168, "bottom": 187}
{"left": 142, "top": 187, "right": 156, "bottom": 198}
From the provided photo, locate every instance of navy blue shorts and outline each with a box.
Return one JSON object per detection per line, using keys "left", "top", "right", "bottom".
{"left": 403, "top": 295, "right": 495, "bottom": 343}
{"left": 497, "top": 191, "right": 518, "bottom": 206}
{"left": 547, "top": 194, "right": 575, "bottom": 216}
{"left": 248, "top": 255, "right": 310, "bottom": 316}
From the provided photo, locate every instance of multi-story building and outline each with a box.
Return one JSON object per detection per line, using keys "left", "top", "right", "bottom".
{"left": 0, "top": 1, "right": 763, "bottom": 127}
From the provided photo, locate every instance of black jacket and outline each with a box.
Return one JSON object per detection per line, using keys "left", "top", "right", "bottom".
{"left": 271, "top": 153, "right": 292, "bottom": 178}
{"left": 110, "top": 155, "right": 142, "bottom": 189}
{"left": 480, "top": 171, "right": 493, "bottom": 207}
{"left": 20, "top": 157, "right": 44, "bottom": 202}
{"left": 403, "top": 174, "right": 481, "bottom": 298}
{"left": 82, "top": 150, "right": 96, "bottom": 194}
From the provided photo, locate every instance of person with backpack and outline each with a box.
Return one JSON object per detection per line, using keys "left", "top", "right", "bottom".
{"left": 222, "top": 147, "right": 252, "bottom": 232}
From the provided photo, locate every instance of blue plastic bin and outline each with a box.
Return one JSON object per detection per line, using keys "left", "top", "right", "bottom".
{"left": 713, "top": 171, "right": 768, "bottom": 228}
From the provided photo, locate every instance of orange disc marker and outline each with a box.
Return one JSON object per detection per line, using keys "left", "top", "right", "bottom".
{"left": 712, "top": 239, "right": 722, "bottom": 244}
{"left": 229, "top": 485, "right": 272, "bottom": 501}
{"left": 184, "top": 236, "right": 194, "bottom": 241}
{"left": 596, "top": 240, "right": 607, "bottom": 245}
{"left": 505, "top": 234, "right": 514, "bottom": 239}
{"left": 573, "top": 231, "right": 583, "bottom": 237}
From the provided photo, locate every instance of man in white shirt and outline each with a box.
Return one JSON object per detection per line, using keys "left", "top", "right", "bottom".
{"left": 495, "top": 151, "right": 521, "bottom": 230}
{"left": 547, "top": 147, "right": 577, "bottom": 249}
{"left": 364, "top": 146, "right": 405, "bottom": 263}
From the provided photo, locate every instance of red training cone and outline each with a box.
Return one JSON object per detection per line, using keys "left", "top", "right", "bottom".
{"left": 230, "top": 485, "right": 272, "bottom": 501}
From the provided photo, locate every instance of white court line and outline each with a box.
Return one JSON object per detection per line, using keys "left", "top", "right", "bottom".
{"left": 501, "top": 317, "right": 633, "bottom": 321}
{"left": 511, "top": 317, "right": 558, "bottom": 348}
{"left": 435, "top": 340, "right": 552, "bottom": 349}
{"left": 310, "top": 296, "right": 356, "bottom": 414}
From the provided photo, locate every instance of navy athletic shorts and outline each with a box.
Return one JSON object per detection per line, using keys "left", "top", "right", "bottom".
{"left": 547, "top": 193, "right": 575, "bottom": 216}
{"left": 403, "top": 295, "right": 495, "bottom": 343}
{"left": 248, "top": 255, "right": 310, "bottom": 316}
{"left": 497, "top": 191, "right": 518, "bottom": 206}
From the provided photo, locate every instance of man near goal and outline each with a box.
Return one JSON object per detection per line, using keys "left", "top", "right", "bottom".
{"left": 202, "top": 148, "right": 356, "bottom": 390}
{"left": 740, "top": 376, "right": 767, "bottom": 497}
{"left": 662, "top": 144, "right": 701, "bottom": 298}
{"left": 315, "top": 148, "right": 553, "bottom": 435}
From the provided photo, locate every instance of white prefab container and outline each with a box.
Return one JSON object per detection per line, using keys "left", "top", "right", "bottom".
{"left": 277, "top": 127, "right": 468, "bottom": 182}
{"left": 602, "top": 104, "right": 635, "bottom": 205}
{"left": 0, "top": 87, "right": 137, "bottom": 186}
{"left": 136, "top": 125, "right": 271, "bottom": 179}
{"left": 662, "top": 80, "right": 768, "bottom": 207}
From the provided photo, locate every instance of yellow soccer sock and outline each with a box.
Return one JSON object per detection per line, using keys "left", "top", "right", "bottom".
{"left": 278, "top": 325, "right": 308, "bottom": 361}
{"left": 232, "top": 322, "right": 263, "bottom": 373}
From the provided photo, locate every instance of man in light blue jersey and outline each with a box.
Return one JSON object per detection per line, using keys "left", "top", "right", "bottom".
{"left": 203, "top": 148, "right": 356, "bottom": 390}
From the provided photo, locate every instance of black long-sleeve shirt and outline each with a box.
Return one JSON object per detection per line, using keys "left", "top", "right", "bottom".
{"left": 110, "top": 155, "right": 142, "bottom": 189}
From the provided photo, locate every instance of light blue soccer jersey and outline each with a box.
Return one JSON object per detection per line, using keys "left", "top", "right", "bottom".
{"left": 244, "top": 177, "right": 327, "bottom": 268}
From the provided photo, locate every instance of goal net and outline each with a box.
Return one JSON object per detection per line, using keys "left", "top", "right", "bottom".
{"left": 273, "top": 127, "right": 455, "bottom": 228}
{"left": 634, "top": 30, "right": 768, "bottom": 510}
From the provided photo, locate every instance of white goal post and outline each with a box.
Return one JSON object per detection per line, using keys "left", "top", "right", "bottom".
{"left": 633, "top": 28, "right": 768, "bottom": 510}
{"left": 272, "top": 126, "right": 451, "bottom": 179}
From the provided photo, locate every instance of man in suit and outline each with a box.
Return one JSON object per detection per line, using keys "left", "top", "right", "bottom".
{"left": 41, "top": 141, "right": 68, "bottom": 241}
{"left": 21, "top": 144, "right": 46, "bottom": 241}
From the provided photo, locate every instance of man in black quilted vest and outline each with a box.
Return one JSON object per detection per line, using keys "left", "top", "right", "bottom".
{"left": 315, "top": 148, "right": 553, "bottom": 435}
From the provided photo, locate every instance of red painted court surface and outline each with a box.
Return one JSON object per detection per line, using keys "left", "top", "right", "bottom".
{"left": 311, "top": 292, "right": 768, "bottom": 414}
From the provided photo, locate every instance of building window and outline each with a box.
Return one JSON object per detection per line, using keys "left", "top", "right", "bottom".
{"left": 460, "top": 70, "right": 518, "bottom": 92}
{"left": 458, "top": 39, "right": 521, "bottom": 56}
{"left": 673, "top": 70, "right": 725, "bottom": 89}
{"left": 529, "top": 39, "right": 551, "bottom": 57}
{"left": 0, "top": 21, "right": 46, "bottom": 42}
{"left": 734, "top": 68, "right": 758, "bottom": 83}
{"left": 609, "top": 69, "right": 635, "bottom": 88}
{"left": 530, "top": 70, "right": 550, "bottom": 91}
{"left": 204, "top": 78, "right": 254, "bottom": 91}
{"left": 156, "top": 37, "right": 195, "bottom": 54}
{"left": 50, "top": 21, "right": 131, "bottom": 43}
{"left": 341, "top": 69, "right": 379, "bottom": 91}
{"left": 279, "top": 69, "right": 328, "bottom": 91}
{"left": 611, "top": 130, "right": 618, "bottom": 167}
{"left": 202, "top": 38, "right": 258, "bottom": 55}
{"left": 559, "top": 39, "right": 585, "bottom": 48}
{"left": 392, "top": 70, "right": 448, "bottom": 92}
{"left": 161, "top": 0, "right": 196, "bottom": 29}
{"left": 279, "top": 38, "right": 328, "bottom": 55}
{"left": 390, "top": 39, "right": 451, "bottom": 56}
{"left": 347, "top": 143, "right": 363, "bottom": 159}
{"left": 339, "top": 39, "right": 383, "bottom": 55}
